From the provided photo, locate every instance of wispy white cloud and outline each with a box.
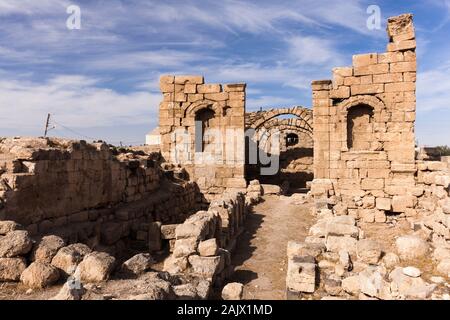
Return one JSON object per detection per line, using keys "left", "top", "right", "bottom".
{"left": 417, "top": 63, "right": 450, "bottom": 112}
{"left": 0, "top": 73, "right": 160, "bottom": 132}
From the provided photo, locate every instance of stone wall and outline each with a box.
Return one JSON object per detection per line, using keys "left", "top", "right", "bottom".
{"left": 163, "top": 192, "right": 247, "bottom": 289}
{"left": 158, "top": 75, "right": 247, "bottom": 198}
{"left": 0, "top": 137, "right": 201, "bottom": 251}
{"left": 311, "top": 14, "right": 418, "bottom": 219}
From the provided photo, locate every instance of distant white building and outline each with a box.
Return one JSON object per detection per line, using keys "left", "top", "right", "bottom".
{"left": 145, "top": 127, "right": 160, "bottom": 146}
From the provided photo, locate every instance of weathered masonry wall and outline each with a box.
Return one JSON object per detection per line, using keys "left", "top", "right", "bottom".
{"left": 0, "top": 137, "right": 201, "bottom": 250}
{"left": 311, "top": 14, "right": 418, "bottom": 220}
{"left": 159, "top": 75, "right": 247, "bottom": 198}
{"left": 163, "top": 192, "right": 247, "bottom": 289}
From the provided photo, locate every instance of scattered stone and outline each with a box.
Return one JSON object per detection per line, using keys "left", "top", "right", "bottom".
{"left": 402, "top": 267, "right": 421, "bottom": 278}
{"left": 430, "top": 276, "right": 445, "bottom": 284}
{"left": 198, "top": 239, "right": 219, "bottom": 257}
{"left": 324, "top": 276, "right": 342, "bottom": 296}
{"left": 357, "top": 239, "right": 382, "bottom": 264}
{"left": 50, "top": 280, "right": 86, "bottom": 300}
{"left": 436, "top": 259, "right": 450, "bottom": 277}
{"left": 287, "top": 241, "right": 325, "bottom": 259}
{"left": 261, "top": 184, "right": 281, "bottom": 195}
{"left": 359, "top": 267, "right": 392, "bottom": 300}
{"left": 389, "top": 267, "right": 436, "bottom": 299}
{"left": 395, "top": 235, "right": 429, "bottom": 260}
{"left": 121, "top": 253, "right": 154, "bottom": 275}
{"left": 76, "top": 251, "right": 116, "bottom": 283}
{"left": 20, "top": 262, "right": 60, "bottom": 288}
{"left": 51, "top": 243, "right": 92, "bottom": 276}
{"left": 0, "top": 257, "right": 27, "bottom": 281}
{"left": 0, "top": 230, "right": 33, "bottom": 258}
{"left": 326, "top": 236, "right": 357, "bottom": 255}
{"left": 188, "top": 255, "right": 223, "bottom": 279}
{"left": 0, "top": 221, "right": 22, "bottom": 235}
{"left": 338, "top": 250, "right": 352, "bottom": 271}
{"left": 342, "top": 275, "right": 360, "bottom": 295}
{"left": 286, "top": 256, "right": 317, "bottom": 293}
{"left": 173, "top": 283, "right": 198, "bottom": 300}
{"left": 31, "top": 235, "right": 65, "bottom": 264}
{"left": 433, "top": 246, "right": 450, "bottom": 262}
{"left": 222, "top": 282, "right": 244, "bottom": 300}
{"left": 381, "top": 252, "right": 400, "bottom": 270}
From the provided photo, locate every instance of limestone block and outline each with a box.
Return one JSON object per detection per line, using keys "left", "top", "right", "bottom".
{"left": 354, "top": 64, "right": 389, "bottom": 76}
{"left": 51, "top": 243, "right": 91, "bottom": 276}
{"left": 286, "top": 256, "right": 317, "bottom": 293}
{"left": 395, "top": 235, "right": 429, "bottom": 260}
{"left": 385, "top": 82, "right": 415, "bottom": 93}
{"left": 357, "top": 240, "right": 382, "bottom": 264}
{"left": 222, "top": 282, "right": 244, "bottom": 300}
{"left": 31, "top": 235, "right": 66, "bottom": 264}
{"left": 351, "top": 83, "right": 385, "bottom": 95}
{"left": 197, "top": 84, "right": 221, "bottom": 94}
{"left": 0, "top": 257, "right": 27, "bottom": 281}
{"left": 390, "top": 61, "right": 416, "bottom": 73}
{"left": 161, "top": 224, "right": 178, "bottom": 240}
{"left": 352, "top": 53, "right": 377, "bottom": 67}
{"left": 373, "top": 73, "right": 403, "bottom": 83}
{"left": 326, "top": 236, "right": 357, "bottom": 255}
{"left": 329, "top": 86, "right": 350, "bottom": 99}
{"left": 392, "top": 195, "right": 416, "bottom": 212}
{"left": 188, "top": 255, "right": 223, "bottom": 279}
{"left": 0, "top": 230, "right": 33, "bottom": 258}
{"left": 76, "top": 251, "right": 116, "bottom": 283}
{"left": 148, "top": 222, "right": 162, "bottom": 251}
{"left": 174, "top": 75, "right": 204, "bottom": 84}
{"left": 223, "top": 84, "right": 246, "bottom": 92}
{"left": 198, "top": 239, "right": 219, "bottom": 257}
{"left": 376, "top": 198, "right": 392, "bottom": 211}
{"left": 387, "top": 40, "right": 416, "bottom": 52}
{"left": 20, "top": 262, "right": 60, "bottom": 288}
{"left": 0, "top": 221, "right": 22, "bottom": 235}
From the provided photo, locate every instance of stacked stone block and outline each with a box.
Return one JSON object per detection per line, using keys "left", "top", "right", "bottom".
{"left": 163, "top": 192, "right": 246, "bottom": 289}
{"left": 158, "top": 75, "right": 247, "bottom": 197}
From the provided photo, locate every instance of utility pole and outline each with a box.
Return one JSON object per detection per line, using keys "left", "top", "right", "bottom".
{"left": 44, "top": 113, "right": 51, "bottom": 137}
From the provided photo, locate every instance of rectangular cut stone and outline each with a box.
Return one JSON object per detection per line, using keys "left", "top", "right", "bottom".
{"left": 376, "top": 198, "right": 392, "bottom": 211}
{"left": 184, "top": 83, "right": 197, "bottom": 94}
{"left": 390, "top": 62, "right": 416, "bottom": 73}
{"left": 333, "top": 67, "right": 353, "bottom": 77}
{"left": 353, "top": 53, "right": 378, "bottom": 67}
{"left": 373, "top": 73, "right": 403, "bottom": 83}
{"left": 223, "top": 83, "right": 246, "bottom": 92}
{"left": 387, "top": 40, "right": 416, "bottom": 52}
{"left": 197, "top": 84, "right": 221, "bottom": 93}
{"left": 329, "top": 86, "right": 350, "bottom": 99}
{"left": 361, "top": 179, "right": 384, "bottom": 190}
{"left": 351, "top": 84, "right": 384, "bottom": 95}
{"left": 378, "top": 52, "right": 404, "bottom": 64}
{"left": 385, "top": 82, "right": 415, "bottom": 93}
{"left": 174, "top": 75, "right": 204, "bottom": 84}
{"left": 286, "top": 256, "right": 317, "bottom": 293}
{"left": 354, "top": 64, "right": 389, "bottom": 76}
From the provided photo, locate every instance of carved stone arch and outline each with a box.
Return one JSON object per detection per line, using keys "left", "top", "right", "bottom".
{"left": 247, "top": 106, "right": 313, "bottom": 134}
{"left": 184, "top": 99, "right": 222, "bottom": 118}
{"left": 337, "top": 95, "right": 386, "bottom": 115}
{"left": 337, "top": 95, "right": 385, "bottom": 151}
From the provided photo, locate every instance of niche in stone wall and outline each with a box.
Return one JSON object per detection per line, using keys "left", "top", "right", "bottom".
{"left": 195, "top": 107, "right": 216, "bottom": 153}
{"left": 286, "top": 133, "right": 299, "bottom": 147}
{"left": 347, "top": 104, "right": 374, "bottom": 151}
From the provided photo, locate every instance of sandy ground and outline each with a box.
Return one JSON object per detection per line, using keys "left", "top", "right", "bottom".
{"left": 229, "top": 194, "right": 315, "bottom": 300}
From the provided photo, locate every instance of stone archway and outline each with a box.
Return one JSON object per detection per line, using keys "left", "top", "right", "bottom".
{"left": 245, "top": 106, "right": 314, "bottom": 189}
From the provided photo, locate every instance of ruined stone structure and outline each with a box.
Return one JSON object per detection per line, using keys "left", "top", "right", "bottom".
{"left": 158, "top": 76, "right": 247, "bottom": 199}
{"left": 311, "top": 14, "right": 418, "bottom": 221}
{"left": 0, "top": 137, "right": 201, "bottom": 248}
{"left": 0, "top": 13, "right": 449, "bottom": 301}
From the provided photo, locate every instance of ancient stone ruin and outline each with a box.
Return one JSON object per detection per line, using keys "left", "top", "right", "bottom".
{"left": 0, "top": 14, "right": 449, "bottom": 300}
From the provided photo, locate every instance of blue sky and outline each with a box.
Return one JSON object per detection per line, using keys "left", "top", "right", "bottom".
{"left": 0, "top": 0, "right": 449, "bottom": 146}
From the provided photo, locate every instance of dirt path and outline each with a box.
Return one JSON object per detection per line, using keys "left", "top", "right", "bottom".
{"left": 229, "top": 194, "right": 315, "bottom": 300}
